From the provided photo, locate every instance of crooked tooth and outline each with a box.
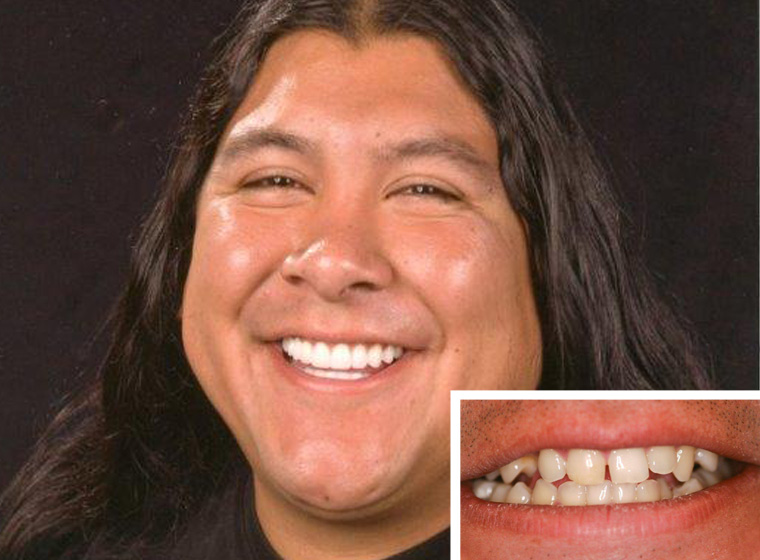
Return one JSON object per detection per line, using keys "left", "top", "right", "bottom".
{"left": 538, "top": 449, "right": 566, "bottom": 483}
{"left": 566, "top": 449, "right": 606, "bottom": 485}
{"left": 612, "top": 483, "right": 636, "bottom": 504}
{"left": 330, "top": 344, "right": 352, "bottom": 370}
{"left": 490, "top": 483, "right": 513, "bottom": 503}
{"left": 694, "top": 468, "right": 723, "bottom": 488}
{"left": 532, "top": 478, "right": 558, "bottom": 505}
{"left": 609, "top": 448, "right": 649, "bottom": 484}
{"left": 673, "top": 477, "right": 703, "bottom": 498}
{"left": 657, "top": 478, "right": 673, "bottom": 500}
{"left": 646, "top": 446, "right": 677, "bottom": 475}
{"left": 587, "top": 481, "right": 614, "bottom": 505}
{"left": 558, "top": 481, "right": 587, "bottom": 506}
{"left": 506, "top": 481, "right": 532, "bottom": 504}
{"left": 635, "top": 479, "right": 661, "bottom": 503}
{"left": 484, "top": 470, "right": 500, "bottom": 481}
{"left": 695, "top": 448, "right": 719, "bottom": 472}
{"left": 499, "top": 454, "right": 537, "bottom": 484}
{"left": 673, "top": 446, "right": 696, "bottom": 482}
{"left": 472, "top": 479, "right": 497, "bottom": 500}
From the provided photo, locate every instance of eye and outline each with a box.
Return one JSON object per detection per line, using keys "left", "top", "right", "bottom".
{"left": 397, "top": 183, "right": 461, "bottom": 202}
{"left": 242, "top": 175, "right": 308, "bottom": 191}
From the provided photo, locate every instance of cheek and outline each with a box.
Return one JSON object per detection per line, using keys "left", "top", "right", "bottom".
{"left": 183, "top": 203, "right": 293, "bottom": 317}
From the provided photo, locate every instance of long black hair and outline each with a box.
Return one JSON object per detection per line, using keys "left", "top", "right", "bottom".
{"left": 0, "top": 0, "right": 713, "bottom": 557}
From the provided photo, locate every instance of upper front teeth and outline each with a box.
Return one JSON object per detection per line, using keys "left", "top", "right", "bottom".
{"left": 282, "top": 337, "right": 404, "bottom": 370}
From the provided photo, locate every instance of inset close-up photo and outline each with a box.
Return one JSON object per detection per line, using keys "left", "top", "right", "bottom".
{"left": 459, "top": 399, "right": 760, "bottom": 559}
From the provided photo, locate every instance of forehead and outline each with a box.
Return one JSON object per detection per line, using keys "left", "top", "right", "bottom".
{"left": 221, "top": 29, "right": 497, "bottom": 160}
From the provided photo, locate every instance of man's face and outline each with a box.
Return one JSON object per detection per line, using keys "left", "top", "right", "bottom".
{"left": 181, "top": 30, "right": 541, "bottom": 522}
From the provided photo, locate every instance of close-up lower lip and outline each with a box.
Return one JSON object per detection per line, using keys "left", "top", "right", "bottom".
{"left": 461, "top": 463, "right": 760, "bottom": 537}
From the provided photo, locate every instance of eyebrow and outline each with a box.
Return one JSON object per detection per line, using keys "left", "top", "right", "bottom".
{"left": 215, "top": 126, "right": 494, "bottom": 178}
{"left": 377, "top": 136, "right": 494, "bottom": 176}
{"left": 216, "top": 128, "right": 318, "bottom": 165}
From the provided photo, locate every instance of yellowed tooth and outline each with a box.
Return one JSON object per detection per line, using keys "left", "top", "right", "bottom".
{"left": 646, "top": 446, "right": 677, "bottom": 475}
{"left": 657, "top": 478, "right": 673, "bottom": 500}
{"left": 693, "top": 468, "right": 722, "bottom": 488}
{"left": 673, "top": 477, "right": 703, "bottom": 498}
{"left": 609, "top": 448, "right": 649, "bottom": 484}
{"left": 673, "top": 446, "right": 696, "bottom": 482}
{"left": 490, "top": 483, "right": 513, "bottom": 503}
{"left": 635, "top": 479, "right": 661, "bottom": 502}
{"left": 587, "top": 481, "right": 614, "bottom": 505}
{"left": 484, "top": 470, "right": 500, "bottom": 481}
{"left": 695, "top": 448, "right": 719, "bottom": 472}
{"left": 558, "top": 481, "right": 587, "bottom": 506}
{"left": 499, "top": 454, "right": 538, "bottom": 484}
{"left": 472, "top": 479, "right": 497, "bottom": 500}
{"left": 538, "top": 449, "right": 566, "bottom": 483}
{"left": 612, "top": 483, "right": 636, "bottom": 504}
{"left": 532, "top": 478, "right": 558, "bottom": 505}
{"left": 566, "top": 449, "right": 606, "bottom": 485}
{"left": 506, "top": 481, "right": 532, "bottom": 504}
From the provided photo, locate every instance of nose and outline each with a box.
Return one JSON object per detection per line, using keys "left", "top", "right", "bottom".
{"left": 280, "top": 218, "right": 394, "bottom": 301}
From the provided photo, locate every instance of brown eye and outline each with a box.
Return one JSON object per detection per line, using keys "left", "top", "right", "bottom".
{"left": 244, "top": 175, "right": 300, "bottom": 189}
{"left": 402, "top": 184, "right": 460, "bottom": 202}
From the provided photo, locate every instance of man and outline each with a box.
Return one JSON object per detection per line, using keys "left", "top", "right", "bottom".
{"left": 0, "top": 1, "right": 715, "bottom": 559}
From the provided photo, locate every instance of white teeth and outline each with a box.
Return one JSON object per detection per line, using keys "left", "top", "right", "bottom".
{"left": 566, "top": 449, "right": 606, "bottom": 485}
{"left": 558, "top": 481, "right": 587, "bottom": 506}
{"left": 499, "top": 454, "right": 537, "bottom": 484}
{"left": 609, "top": 448, "right": 649, "bottom": 484}
{"left": 695, "top": 448, "right": 719, "bottom": 472}
{"left": 351, "top": 344, "right": 368, "bottom": 369}
{"left": 646, "top": 446, "right": 677, "bottom": 475}
{"left": 673, "top": 446, "right": 696, "bottom": 482}
{"left": 330, "top": 343, "right": 352, "bottom": 370}
{"left": 538, "top": 449, "right": 566, "bottom": 483}
{"left": 532, "top": 478, "right": 558, "bottom": 505}
{"left": 693, "top": 468, "right": 723, "bottom": 487}
{"left": 282, "top": 337, "right": 405, "bottom": 376}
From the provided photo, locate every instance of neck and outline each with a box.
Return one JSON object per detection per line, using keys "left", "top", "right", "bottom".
{"left": 253, "top": 472, "right": 449, "bottom": 560}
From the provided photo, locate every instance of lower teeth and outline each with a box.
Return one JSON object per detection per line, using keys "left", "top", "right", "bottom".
{"left": 301, "top": 365, "right": 370, "bottom": 381}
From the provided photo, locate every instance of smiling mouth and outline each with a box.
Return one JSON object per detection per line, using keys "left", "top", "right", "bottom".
{"left": 469, "top": 446, "right": 741, "bottom": 506}
{"left": 281, "top": 337, "right": 406, "bottom": 380}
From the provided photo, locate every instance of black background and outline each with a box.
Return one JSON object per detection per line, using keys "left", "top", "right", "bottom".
{"left": 1, "top": 1, "right": 757, "bottom": 491}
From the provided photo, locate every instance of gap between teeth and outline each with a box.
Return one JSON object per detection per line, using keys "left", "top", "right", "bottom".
{"left": 282, "top": 337, "right": 404, "bottom": 372}
{"left": 472, "top": 446, "right": 735, "bottom": 506}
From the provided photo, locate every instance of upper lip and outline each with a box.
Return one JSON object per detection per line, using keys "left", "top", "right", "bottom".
{"left": 461, "top": 400, "right": 760, "bottom": 481}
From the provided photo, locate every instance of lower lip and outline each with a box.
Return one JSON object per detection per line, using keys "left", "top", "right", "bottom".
{"left": 461, "top": 463, "right": 760, "bottom": 538}
{"left": 267, "top": 343, "right": 413, "bottom": 393}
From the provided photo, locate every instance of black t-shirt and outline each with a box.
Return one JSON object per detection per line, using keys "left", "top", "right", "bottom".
{"left": 156, "top": 473, "right": 450, "bottom": 560}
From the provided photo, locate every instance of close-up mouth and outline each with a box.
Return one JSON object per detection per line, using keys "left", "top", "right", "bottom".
{"left": 468, "top": 446, "right": 741, "bottom": 506}
{"left": 280, "top": 337, "right": 407, "bottom": 381}
{"left": 459, "top": 400, "right": 760, "bottom": 543}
